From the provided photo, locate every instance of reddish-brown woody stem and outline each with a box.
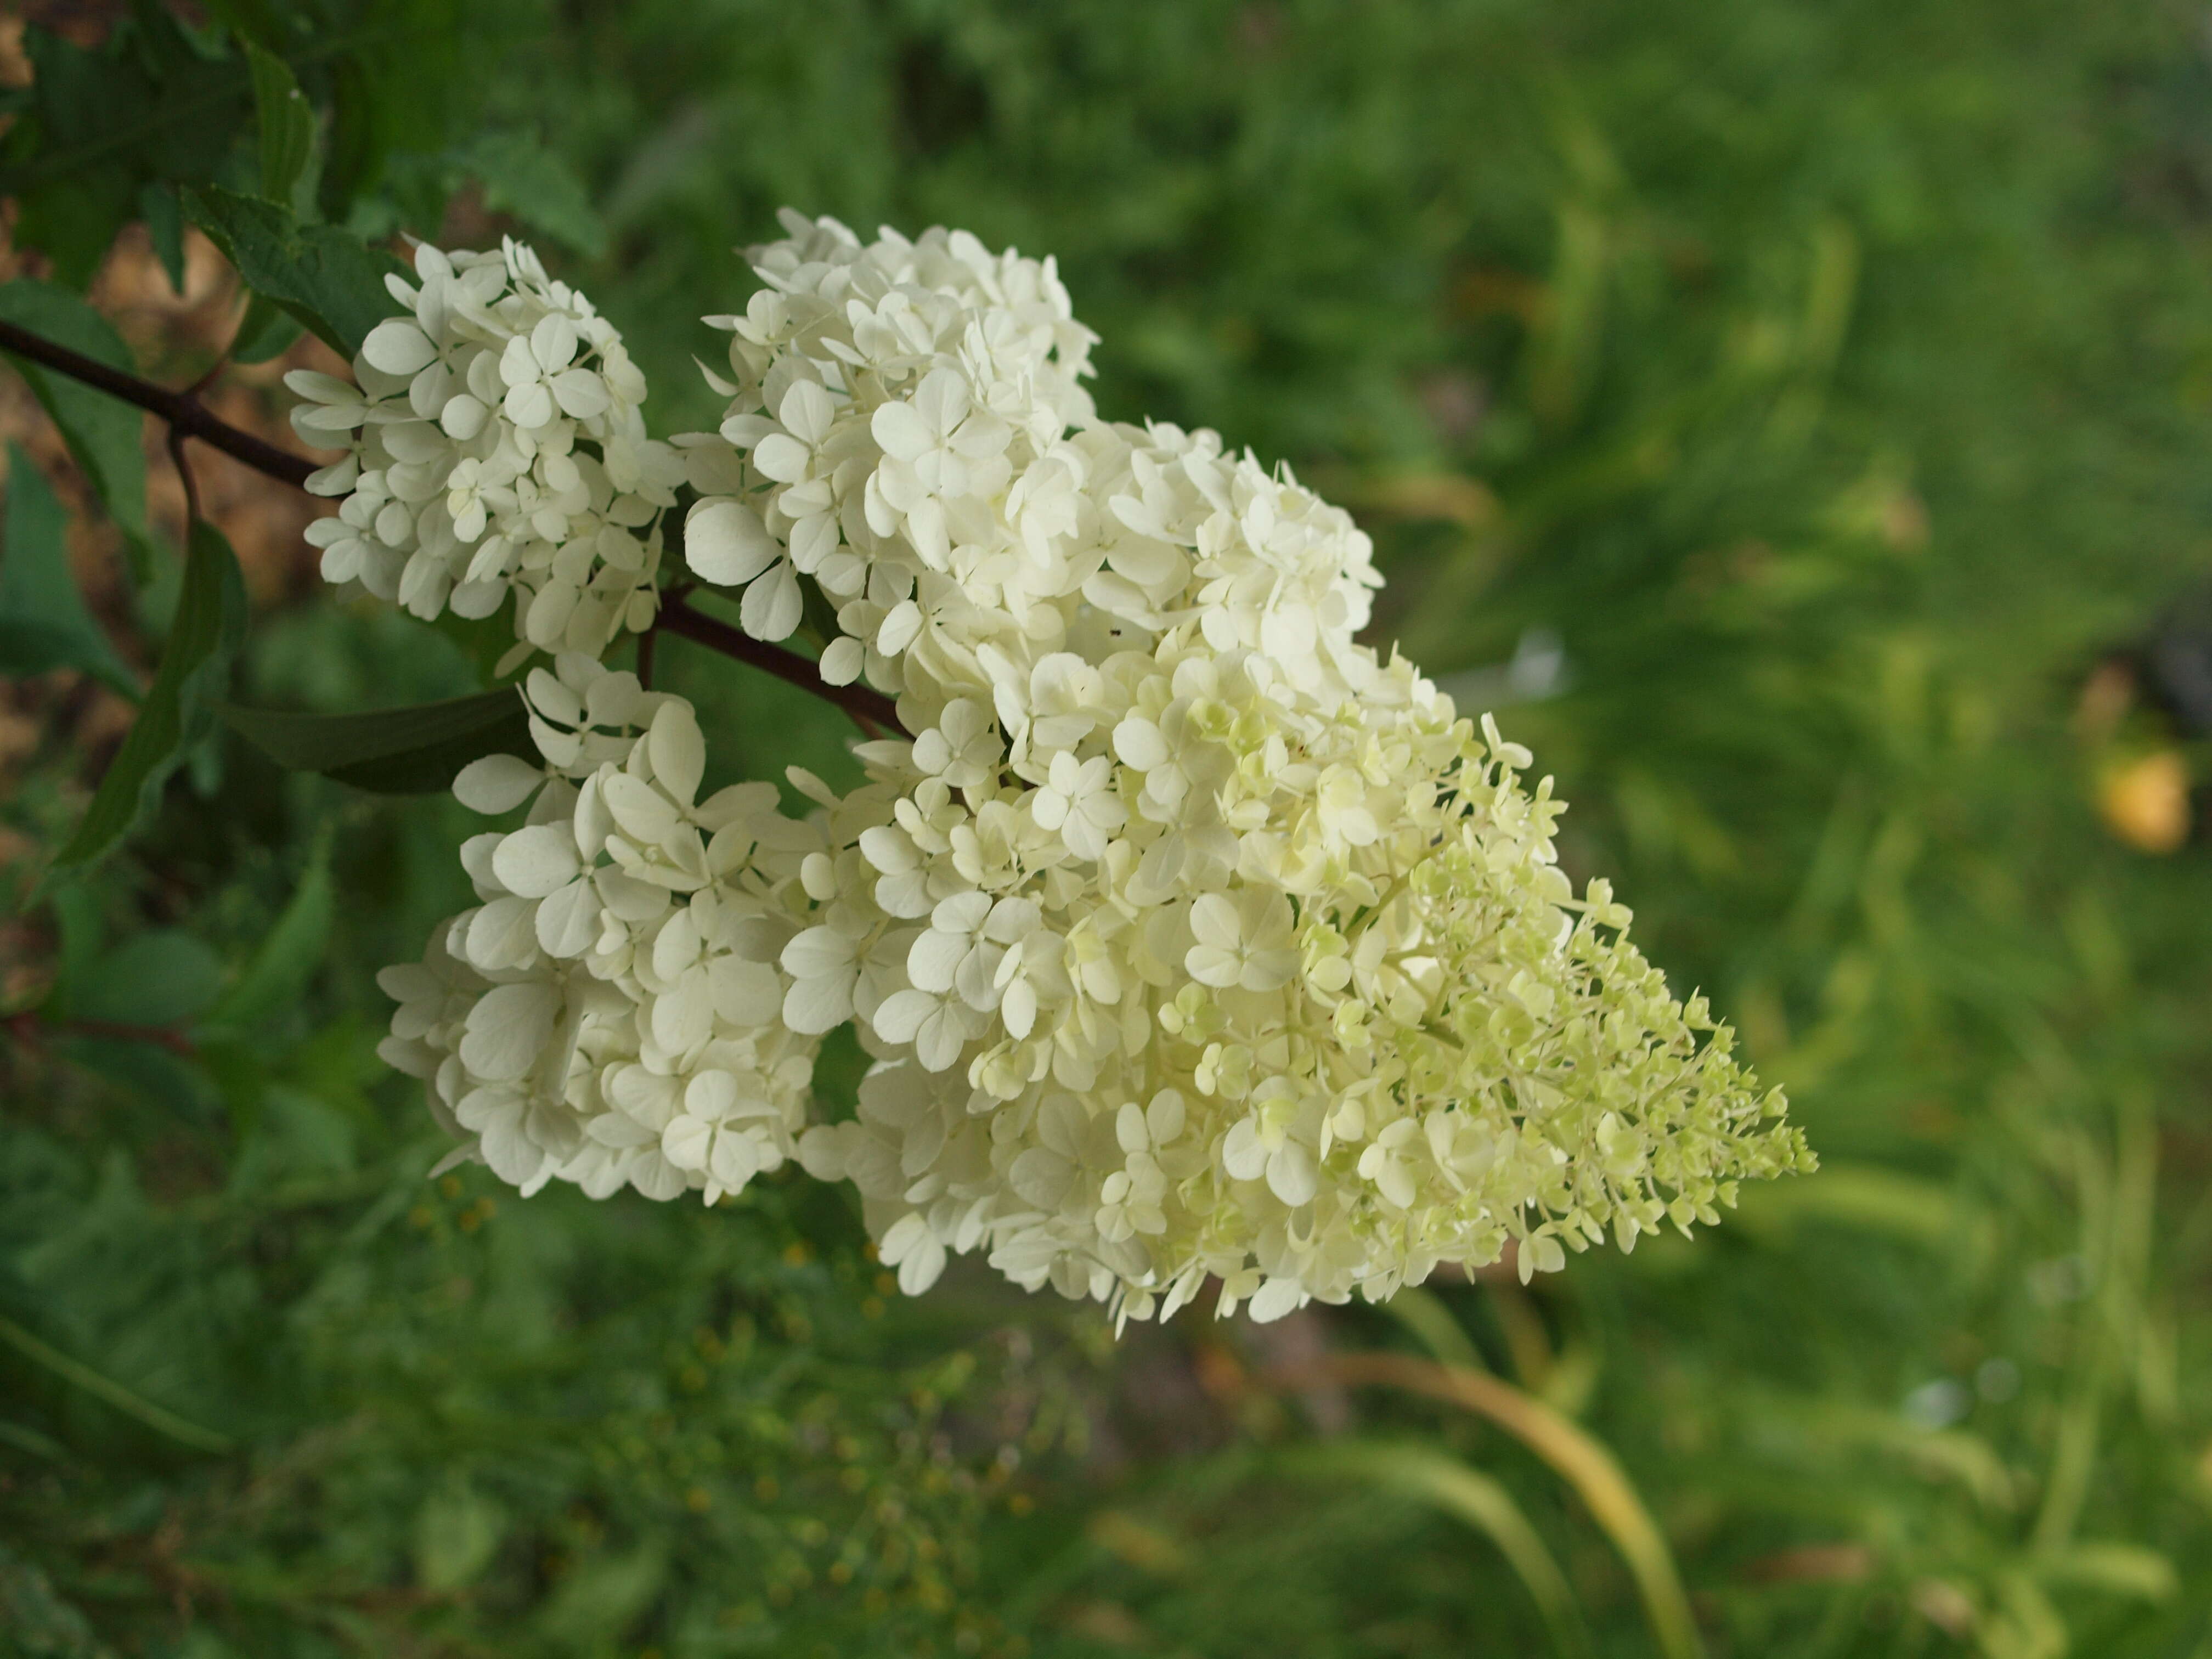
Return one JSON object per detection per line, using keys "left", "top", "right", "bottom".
{"left": 0, "top": 317, "right": 315, "bottom": 489}
{"left": 656, "top": 593, "right": 907, "bottom": 735}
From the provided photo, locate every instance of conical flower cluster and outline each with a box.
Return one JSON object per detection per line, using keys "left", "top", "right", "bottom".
{"left": 349, "top": 215, "right": 1810, "bottom": 1325}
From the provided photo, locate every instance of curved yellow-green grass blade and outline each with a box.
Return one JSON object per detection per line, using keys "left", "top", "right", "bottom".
{"left": 1322, "top": 1352, "right": 1704, "bottom": 1659}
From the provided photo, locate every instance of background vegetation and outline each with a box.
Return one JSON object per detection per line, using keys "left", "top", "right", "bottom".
{"left": 5, "top": 2, "right": 2212, "bottom": 1655}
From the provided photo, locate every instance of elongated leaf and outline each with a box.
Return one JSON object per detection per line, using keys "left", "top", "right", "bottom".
{"left": 223, "top": 686, "right": 531, "bottom": 794}
{"left": 1327, "top": 1352, "right": 1706, "bottom": 1659}
{"left": 0, "top": 444, "right": 137, "bottom": 697}
{"left": 205, "top": 836, "right": 334, "bottom": 1030}
{"left": 246, "top": 41, "right": 317, "bottom": 210}
{"left": 0, "top": 1313, "right": 231, "bottom": 1454}
{"left": 182, "top": 185, "right": 404, "bottom": 357}
{"left": 138, "top": 179, "right": 187, "bottom": 295}
{"left": 455, "top": 129, "right": 607, "bottom": 257}
{"left": 0, "top": 281, "right": 152, "bottom": 582}
{"left": 72, "top": 930, "right": 225, "bottom": 1028}
{"left": 55, "top": 521, "right": 247, "bottom": 868}
{"left": 1379, "top": 1285, "right": 1487, "bottom": 1372}
{"left": 1287, "top": 1441, "right": 1590, "bottom": 1657}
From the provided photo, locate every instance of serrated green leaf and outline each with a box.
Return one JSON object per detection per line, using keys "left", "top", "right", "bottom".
{"left": 55, "top": 520, "right": 247, "bottom": 868}
{"left": 245, "top": 41, "right": 316, "bottom": 211}
{"left": 0, "top": 281, "right": 153, "bottom": 584}
{"left": 223, "top": 686, "right": 532, "bottom": 794}
{"left": 182, "top": 185, "right": 404, "bottom": 358}
{"left": 3, "top": 14, "right": 250, "bottom": 289}
{"left": 204, "top": 837, "right": 334, "bottom": 1031}
{"left": 0, "top": 444, "right": 138, "bottom": 698}
{"left": 455, "top": 129, "right": 607, "bottom": 257}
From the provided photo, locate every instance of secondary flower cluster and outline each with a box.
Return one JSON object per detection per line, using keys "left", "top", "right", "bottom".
{"left": 377, "top": 652, "right": 823, "bottom": 1204}
{"left": 290, "top": 239, "right": 682, "bottom": 662}
{"left": 359, "top": 215, "right": 1810, "bottom": 1325}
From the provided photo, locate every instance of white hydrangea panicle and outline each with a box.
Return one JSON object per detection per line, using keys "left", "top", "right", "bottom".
{"left": 380, "top": 655, "right": 827, "bottom": 1204}
{"left": 375, "top": 210, "right": 1808, "bottom": 1330}
{"left": 290, "top": 238, "right": 684, "bottom": 662}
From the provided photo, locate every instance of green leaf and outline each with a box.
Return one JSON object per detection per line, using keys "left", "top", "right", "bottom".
{"left": 245, "top": 41, "right": 317, "bottom": 211}
{"left": 0, "top": 444, "right": 138, "bottom": 698}
{"left": 138, "top": 180, "right": 187, "bottom": 296}
{"left": 181, "top": 185, "right": 404, "bottom": 358}
{"left": 2, "top": 13, "right": 250, "bottom": 289}
{"left": 229, "top": 291, "right": 304, "bottom": 366}
{"left": 413, "top": 1483, "right": 508, "bottom": 1592}
{"left": 73, "top": 930, "right": 225, "bottom": 1028}
{"left": 0, "top": 1313, "right": 231, "bottom": 1455}
{"left": 204, "top": 836, "right": 334, "bottom": 1030}
{"left": 55, "top": 520, "right": 247, "bottom": 868}
{"left": 222, "top": 686, "right": 532, "bottom": 794}
{"left": 0, "top": 281, "right": 153, "bottom": 583}
{"left": 454, "top": 129, "right": 608, "bottom": 257}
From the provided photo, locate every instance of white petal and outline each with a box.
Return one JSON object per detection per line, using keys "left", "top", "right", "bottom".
{"left": 453, "top": 751, "right": 541, "bottom": 813}
{"left": 778, "top": 379, "right": 836, "bottom": 444}
{"left": 1189, "top": 892, "right": 1240, "bottom": 949}
{"left": 362, "top": 319, "right": 438, "bottom": 377}
{"left": 782, "top": 972, "right": 854, "bottom": 1035}
{"left": 492, "top": 824, "right": 580, "bottom": 898}
{"left": 1248, "top": 1278, "right": 1305, "bottom": 1324}
{"left": 503, "top": 380, "right": 555, "bottom": 429}
{"left": 870, "top": 988, "right": 938, "bottom": 1045}
{"left": 441, "top": 393, "right": 489, "bottom": 440}
{"left": 907, "top": 930, "right": 968, "bottom": 995}
{"left": 457, "top": 981, "right": 559, "bottom": 1080}
{"left": 648, "top": 702, "right": 706, "bottom": 806}
{"left": 1221, "top": 1117, "right": 1269, "bottom": 1182}
{"left": 740, "top": 563, "right": 803, "bottom": 641}
{"left": 870, "top": 399, "right": 935, "bottom": 464}
{"left": 1266, "top": 1142, "right": 1318, "bottom": 1207}
{"left": 550, "top": 367, "right": 610, "bottom": 420}
{"left": 534, "top": 879, "right": 600, "bottom": 958}
{"left": 708, "top": 957, "right": 782, "bottom": 1025}
{"left": 662, "top": 1114, "right": 712, "bottom": 1171}
{"left": 685, "top": 498, "right": 781, "bottom": 585}
{"left": 752, "top": 432, "right": 810, "bottom": 484}
{"left": 781, "top": 926, "right": 856, "bottom": 980}
{"left": 651, "top": 968, "right": 713, "bottom": 1053}
{"left": 531, "top": 313, "right": 579, "bottom": 373}
{"left": 708, "top": 1127, "right": 761, "bottom": 1193}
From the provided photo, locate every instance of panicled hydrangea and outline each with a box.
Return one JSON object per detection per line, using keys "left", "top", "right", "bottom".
{"left": 368, "top": 211, "right": 1812, "bottom": 1326}
{"left": 289, "top": 238, "right": 682, "bottom": 665}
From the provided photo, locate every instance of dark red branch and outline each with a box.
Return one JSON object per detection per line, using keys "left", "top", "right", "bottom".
{"left": 0, "top": 317, "right": 316, "bottom": 490}
{"left": 0, "top": 316, "right": 899, "bottom": 732}
{"left": 656, "top": 594, "right": 907, "bottom": 736}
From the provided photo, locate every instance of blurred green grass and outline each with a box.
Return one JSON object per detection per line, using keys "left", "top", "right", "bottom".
{"left": 10, "top": 2, "right": 2212, "bottom": 1656}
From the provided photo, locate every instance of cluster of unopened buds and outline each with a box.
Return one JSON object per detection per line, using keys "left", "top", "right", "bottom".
{"left": 337, "top": 211, "right": 1811, "bottom": 1327}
